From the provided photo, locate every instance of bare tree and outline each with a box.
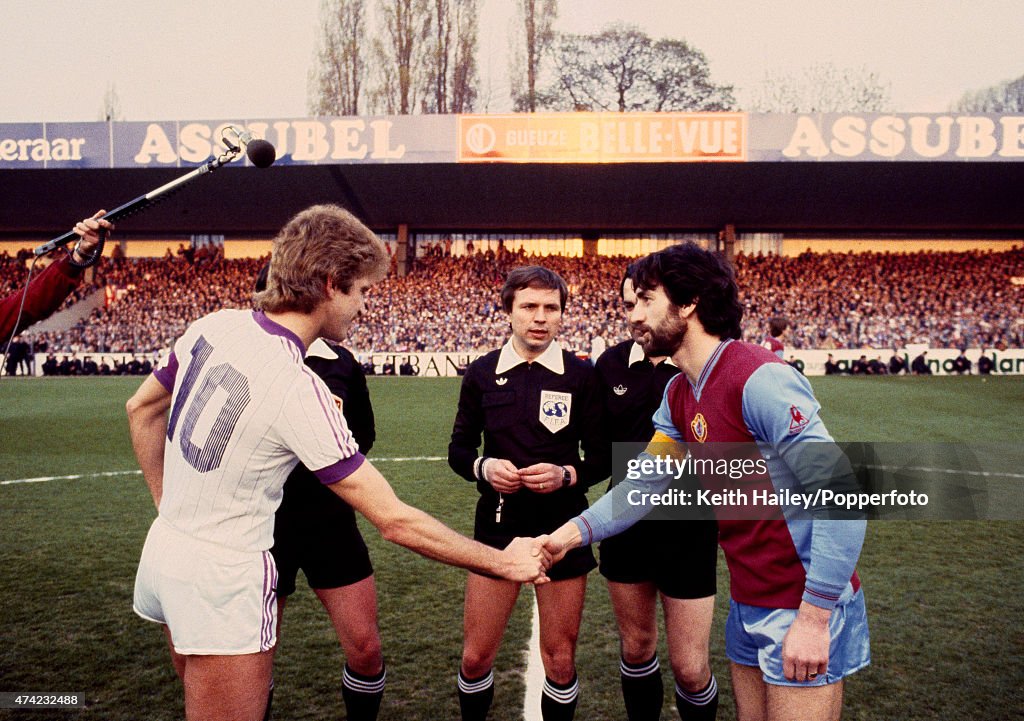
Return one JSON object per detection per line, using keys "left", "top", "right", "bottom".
{"left": 953, "top": 73, "right": 1024, "bottom": 112}
{"left": 747, "top": 63, "right": 892, "bottom": 112}
{"left": 541, "top": 24, "right": 734, "bottom": 112}
{"left": 510, "top": 0, "right": 557, "bottom": 112}
{"left": 425, "top": 0, "right": 452, "bottom": 112}
{"left": 370, "top": 0, "right": 432, "bottom": 114}
{"left": 449, "top": 0, "right": 479, "bottom": 112}
{"left": 422, "top": 0, "right": 479, "bottom": 112}
{"left": 309, "top": 0, "right": 367, "bottom": 116}
{"left": 99, "top": 82, "right": 123, "bottom": 121}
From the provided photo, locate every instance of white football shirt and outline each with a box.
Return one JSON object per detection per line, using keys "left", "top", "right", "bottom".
{"left": 152, "top": 309, "right": 364, "bottom": 552}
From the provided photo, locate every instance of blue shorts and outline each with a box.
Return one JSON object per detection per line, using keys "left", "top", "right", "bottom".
{"left": 725, "top": 590, "right": 870, "bottom": 686}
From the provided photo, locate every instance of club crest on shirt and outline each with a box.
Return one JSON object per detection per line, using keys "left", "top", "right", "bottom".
{"left": 690, "top": 413, "right": 708, "bottom": 443}
{"left": 613, "top": 384, "right": 627, "bottom": 396}
{"left": 788, "top": 405, "right": 809, "bottom": 434}
{"left": 539, "top": 390, "right": 572, "bottom": 433}
{"left": 495, "top": 377, "right": 508, "bottom": 386}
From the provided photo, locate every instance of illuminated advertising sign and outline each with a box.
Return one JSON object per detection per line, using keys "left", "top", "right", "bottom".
{"left": 458, "top": 113, "right": 747, "bottom": 163}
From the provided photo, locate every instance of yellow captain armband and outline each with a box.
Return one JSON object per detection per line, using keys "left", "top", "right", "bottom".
{"left": 645, "top": 431, "right": 688, "bottom": 461}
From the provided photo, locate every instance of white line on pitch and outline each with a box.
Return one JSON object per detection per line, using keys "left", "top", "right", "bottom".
{"left": 863, "top": 464, "right": 1024, "bottom": 480}
{"left": 372, "top": 456, "right": 447, "bottom": 462}
{"left": 0, "top": 470, "right": 141, "bottom": 485}
{"left": 0, "top": 457, "right": 447, "bottom": 486}
{"left": 523, "top": 589, "right": 545, "bottom": 721}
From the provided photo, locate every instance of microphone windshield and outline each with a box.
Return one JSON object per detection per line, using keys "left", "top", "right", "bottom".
{"left": 246, "top": 139, "right": 277, "bottom": 168}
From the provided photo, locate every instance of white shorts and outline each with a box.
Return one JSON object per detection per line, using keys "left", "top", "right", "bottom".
{"left": 133, "top": 517, "right": 278, "bottom": 655}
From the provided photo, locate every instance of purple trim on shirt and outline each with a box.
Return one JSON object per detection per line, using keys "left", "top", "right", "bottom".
{"left": 303, "top": 365, "right": 350, "bottom": 451}
{"left": 261, "top": 551, "right": 276, "bottom": 650}
{"left": 252, "top": 309, "right": 306, "bottom": 355}
{"left": 316, "top": 452, "right": 366, "bottom": 485}
{"left": 692, "top": 339, "right": 732, "bottom": 401}
{"left": 153, "top": 351, "right": 179, "bottom": 392}
{"left": 574, "top": 516, "right": 594, "bottom": 547}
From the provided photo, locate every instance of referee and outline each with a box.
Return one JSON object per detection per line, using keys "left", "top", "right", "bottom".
{"left": 448, "top": 266, "right": 609, "bottom": 721}
{"left": 595, "top": 271, "right": 719, "bottom": 721}
{"left": 256, "top": 265, "right": 386, "bottom": 721}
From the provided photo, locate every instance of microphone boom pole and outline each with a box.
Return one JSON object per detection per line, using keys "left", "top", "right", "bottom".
{"left": 33, "top": 127, "right": 275, "bottom": 257}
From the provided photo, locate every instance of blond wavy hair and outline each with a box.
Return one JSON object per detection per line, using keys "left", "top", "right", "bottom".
{"left": 254, "top": 204, "right": 388, "bottom": 314}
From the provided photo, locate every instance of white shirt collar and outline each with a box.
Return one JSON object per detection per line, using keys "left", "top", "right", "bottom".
{"left": 628, "top": 341, "right": 677, "bottom": 368}
{"left": 307, "top": 337, "right": 339, "bottom": 360}
{"left": 496, "top": 339, "right": 565, "bottom": 375}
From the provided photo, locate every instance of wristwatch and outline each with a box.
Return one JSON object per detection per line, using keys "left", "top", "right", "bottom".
{"left": 560, "top": 466, "right": 572, "bottom": 488}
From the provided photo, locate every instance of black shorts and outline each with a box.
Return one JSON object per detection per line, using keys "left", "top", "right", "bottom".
{"left": 271, "top": 473, "right": 373, "bottom": 597}
{"left": 598, "top": 519, "right": 718, "bottom": 599}
{"left": 473, "top": 493, "right": 597, "bottom": 581}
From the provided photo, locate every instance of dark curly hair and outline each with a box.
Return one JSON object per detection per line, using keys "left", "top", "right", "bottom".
{"left": 630, "top": 243, "right": 743, "bottom": 340}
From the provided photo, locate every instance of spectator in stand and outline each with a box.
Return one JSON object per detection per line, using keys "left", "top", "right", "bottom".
{"left": 761, "top": 317, "right": 788, "bottom": 358}
{"left": 24, "top": 245, "right": 1024, "bottom": 359}
{"left": 737, "top": 248, "right": 1024, "bottom": 352}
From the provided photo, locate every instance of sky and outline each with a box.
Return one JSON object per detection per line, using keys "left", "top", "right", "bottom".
{"left": 0, "top": 0, "right": 1021, "bottom": 123}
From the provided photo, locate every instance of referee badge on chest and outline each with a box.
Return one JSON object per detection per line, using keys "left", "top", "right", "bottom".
{"left": 539, "top": 390, "right": 572, "bottom": 433}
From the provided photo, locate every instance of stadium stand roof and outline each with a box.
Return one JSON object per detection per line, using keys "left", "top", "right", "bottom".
{"left": 2, "top": 113, "right": 1023, "bottom": 238}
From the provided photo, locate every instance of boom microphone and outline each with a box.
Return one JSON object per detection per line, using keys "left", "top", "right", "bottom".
{"left": 33, "top": 126, "right": 277, "bottom": 257}
{"left": 223, "top": 125, "right": 277, "bottom": 168}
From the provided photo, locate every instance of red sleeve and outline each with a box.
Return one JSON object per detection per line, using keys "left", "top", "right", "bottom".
{"left": 0, "top": 255, "right": 83, "bottom": 339}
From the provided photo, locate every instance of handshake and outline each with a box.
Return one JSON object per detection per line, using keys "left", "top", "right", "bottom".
{"left": 498, "top": 521, "right": 582, "bottom": 584}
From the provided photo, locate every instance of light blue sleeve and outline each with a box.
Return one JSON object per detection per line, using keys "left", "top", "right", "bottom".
{"left": 572, "top": 377, "right": 685, "bottom": 545}
{"left": 742, "top": 363, "right": 866, "bottom": 610}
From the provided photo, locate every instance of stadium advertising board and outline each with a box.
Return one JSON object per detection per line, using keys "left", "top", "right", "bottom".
{"left": 30, "top": 348, "right": 1024, "bottom": 377}
{"left": 783, "top": 348, "right": 1024, "bottom": 376}
{"left": 2, "top": 113, "right": 1022, "bottom": 169}
{"left": 457, "top": 113, "right": 747, "bottom": 162}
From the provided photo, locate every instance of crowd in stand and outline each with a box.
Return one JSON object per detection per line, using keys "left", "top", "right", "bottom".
{"left": 2, "top": 243, "right": 1021, "bottom": 359}
{"left": 737, "top": 248, "right": 1024, "bottom": 351}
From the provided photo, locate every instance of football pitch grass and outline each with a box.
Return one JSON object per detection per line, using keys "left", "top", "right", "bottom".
{"left": 1, "top": 375, "right": 1022, "bottom": 720}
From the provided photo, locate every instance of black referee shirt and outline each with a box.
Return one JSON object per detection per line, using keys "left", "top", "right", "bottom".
{"left": 595, "top": 339, "right": 680, "bottom": 445}
{"left": 281, "top": 340, "right": 375, "bottom": 498}
{"left": 448, "top": 342, "right": 610, "bottom": 534}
